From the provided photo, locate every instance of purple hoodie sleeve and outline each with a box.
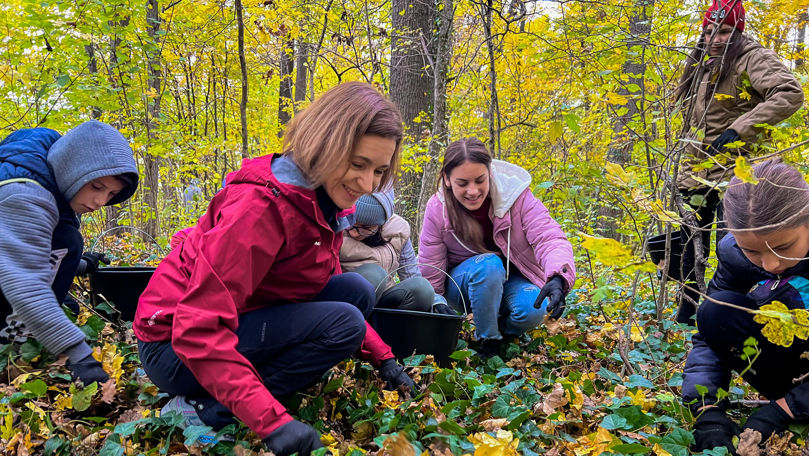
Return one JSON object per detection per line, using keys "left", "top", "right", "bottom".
{"left": 418, "top": 195, "right": 449, "bottom": 295}
{"left": 517, "top": 191, "right": 576, "bottom": 290}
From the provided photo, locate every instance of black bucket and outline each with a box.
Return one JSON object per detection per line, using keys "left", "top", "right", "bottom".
{"left": 89, "top": 267, "right": 156, "bottom": 321}
{"left": 648, "top": 231, "right": 684, "bottom": 281}
{"left": 371, "top": 308, "right": 464, "bottom": 367}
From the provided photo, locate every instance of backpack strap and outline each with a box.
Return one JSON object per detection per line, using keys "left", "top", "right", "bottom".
{"left": 0, "top": 177, "right": 42, "bottom": 188}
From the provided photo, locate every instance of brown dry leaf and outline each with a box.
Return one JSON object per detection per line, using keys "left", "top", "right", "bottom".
{"left": 480, "top": 418, "right": 509, "bottom": 432}
{"left": 737, "top": 428, "right": 763, "bottom": 456}
{"left": 534, "top": 383, "right": 568, "bottom": 415}
{"left": 100, "top": 378, "right": 117, "bottom": 404}
{"left": 117, "top": 406, "right": 147, "bottom": 424}
{"left": 232, "top": 445, "right": 257, "bottom": 456}
{"left": 427, "top": 440, "right": 453, "bottom": 455}
{"left": 544, "top": 449, "right": 562, "bottom": 456}
{"left": 614, "top": 384, "right": 627, "bottom": 399}
{"left": 764, "top": 431, "right": 793, "bottom": 455}
{"left": 381, "top": 432, "right": 415, "bottom": 456}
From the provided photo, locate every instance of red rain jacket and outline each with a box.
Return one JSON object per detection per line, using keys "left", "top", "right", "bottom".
{"left": 134, "top": 154, "right": 393, "bottom": 438}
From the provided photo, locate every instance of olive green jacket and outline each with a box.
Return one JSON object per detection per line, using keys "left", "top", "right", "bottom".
{"left": 678, "top": 36, "right": 803, "bottom": 189}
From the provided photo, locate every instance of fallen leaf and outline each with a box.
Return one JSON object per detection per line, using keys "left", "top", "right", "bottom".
{"left": 480, "top": 418, "right": 509, "bottom": 432}
{"left": 737, "top": 428, "right": 763, "bottom": 456}
{"left": 100, "top": 378, "right": 117, "bottom": 404}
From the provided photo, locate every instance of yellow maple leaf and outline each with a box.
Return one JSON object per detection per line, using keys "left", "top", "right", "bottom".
{"left": 575, "top": 426, "right": 618, "bottom": 455}
{"left": 734, "top": 156, "right": 759, "bottom": 185}
{"left": 753, "top": 301, "right": 809, "bottom": 347}
{"left": 468, "top": 430, "right": 519, "bottom": 456}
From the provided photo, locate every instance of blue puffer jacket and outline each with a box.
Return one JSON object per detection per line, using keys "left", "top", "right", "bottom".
{"left": 0, "top": 128, "right": 81, "bottom": 304}
{"left": 682, "top": 233, "right": 809, "bottom": 411}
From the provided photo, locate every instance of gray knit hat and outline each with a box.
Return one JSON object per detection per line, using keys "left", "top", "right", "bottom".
{"left": 47, "top": 120, "right": 139, "bottom": 205}
{"left": 355, "top": 190, "right": 394, "bottom": 226}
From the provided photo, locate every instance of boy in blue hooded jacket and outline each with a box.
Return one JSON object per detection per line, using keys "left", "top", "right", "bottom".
{"left": 0, "top": 120, "right": 138, "bottom": 385}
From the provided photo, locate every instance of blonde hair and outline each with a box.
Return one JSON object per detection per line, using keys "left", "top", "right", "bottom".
{"left": 440, "top": 137, "right": 495, "bottom": 254}
{"left": 283, "top": 82, "right": 403, "bottom": 190}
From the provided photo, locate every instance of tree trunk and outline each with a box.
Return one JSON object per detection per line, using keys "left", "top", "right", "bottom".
{"left": 415, "top": 0, "right": 454, "bottom": 244}
{"left": 143, "top": 0, "right": 162, "bottom": 239}
{"left": 278, "top": 40, "right": 295, "bottom": 130}
{"left": 389, "top": 0, "right": 434, "bottom": 131}
{"left": 235, "top": 0, "right": 249, "bottom": 159}
{"left": 479, "top": 0, "right": 501, "bottom": 157}
{"left": 599, "top": 0, "right": 654, "bottom": 238}
{"left": 294, "top": 41, "right": 308, "bottom": 112}
{"left": 797, "top": 9, "right": 807, "bottom": 70}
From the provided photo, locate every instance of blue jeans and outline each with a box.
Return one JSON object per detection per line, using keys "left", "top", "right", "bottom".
{"left": 445, "top": 253, "right": 546, "bottom": 340}
{"left": 138, "top": 272, "right": 373, "bottom": 430}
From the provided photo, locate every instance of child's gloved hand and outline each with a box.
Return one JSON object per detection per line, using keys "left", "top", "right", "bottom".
{"left": 263, "top": 420, "right": 324, "bottom": 456}
{"left": 68, "top": 353, "right": 110, "bottom": 386}
{"left": 76, "top": 251, "right": 110, "bottom": 275}
{"left": 741, "top": 401, "right": 791, "bottom": 441}
{"left": 692, "top": 407, "right": 739, "bottom": 453}
{"left": 431, "top": 294, "right": 457, "bottom": 315}
{"left": 708, "top": 129, "right": 740, "bottom": 155}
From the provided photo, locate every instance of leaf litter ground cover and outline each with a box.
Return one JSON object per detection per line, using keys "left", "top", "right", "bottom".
{"left": 2, "top": 290, "right": 809, "bottom": 455}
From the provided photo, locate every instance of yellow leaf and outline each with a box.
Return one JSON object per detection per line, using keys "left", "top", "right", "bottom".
{"left": 753, "top": 301, "right": 809, "bottom": 347}
{"left": 653, "top": 443, "right": 672, "bottom": 456}
{"left": 734, "top": 156, "right": 759, "bottom": 185}
{"left": 382, "top": 432, "right": 416, "bottom": 456}
{"left": 606, "top": 92, "right": 628, "bottom": 105}
{"left": 627, "top": 389, "right": 656, "bottom": 412}
{"left": 579, "top": 233, "right": 633, "bottom": 267}
{"left": 548, "top": 120, "right": 563, "bottom": 143}
{"left": 714, "top": 93, "right": 734, "bottom": 101}
{"left": 630, "top": 324, "right": 644, "bottom": 343}
{"left": 468, "top": 430, "right": 519, "bottom": 456}
{"left": 575, "top": 426, "right": 619, "bottom": 455}
{"left": 54, "top": 394, "right": 73, "bottom": 411}
{"left": 381, "top": 390, "right": 402, "bottom": 409}
{"left": 605, "top": 161, "right": 632, "bottom": 187}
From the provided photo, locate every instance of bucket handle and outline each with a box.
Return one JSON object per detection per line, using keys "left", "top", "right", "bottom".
{"left": 88, "top": 226, "right": 167, "bottom": 256}
{"left": 372, "top": 262, "right": 468, "bottom": 317}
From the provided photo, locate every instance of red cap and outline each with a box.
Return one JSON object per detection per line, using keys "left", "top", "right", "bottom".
{"left": 702, "top": 0, "right": 745, "bottom": 32}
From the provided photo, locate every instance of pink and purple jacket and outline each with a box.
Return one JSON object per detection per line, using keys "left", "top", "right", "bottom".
{"left": 418, "top": 160, "right": 576, "bottom": 295}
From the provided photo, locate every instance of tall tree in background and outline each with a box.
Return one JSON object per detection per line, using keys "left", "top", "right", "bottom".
{"left": 143, "top": 0, "right": 162, "bottom": 238}
{"left": 236, "top": 0, "right": 249, "bottom": 159}
{"left": 416, "top": 0, "right": 455, "bottom": 239}
{"left": 390, "top": 0, "right": 436, "bottom": 224}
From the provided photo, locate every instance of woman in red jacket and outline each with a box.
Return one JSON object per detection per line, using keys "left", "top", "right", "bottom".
{"left": 133, "top": 82, "right": 413, "bottom": 455}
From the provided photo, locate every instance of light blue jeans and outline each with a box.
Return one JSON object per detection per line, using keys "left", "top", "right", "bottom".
{"left": 445, "top": 253, "right": 547, "bottom": 340}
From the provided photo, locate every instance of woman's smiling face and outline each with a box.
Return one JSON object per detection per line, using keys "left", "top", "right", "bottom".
{"left": 444, "top": 160, "right": 490, "bottom": 211}
{"left": 323, "top": 135, "right": 396, "bottom": 209}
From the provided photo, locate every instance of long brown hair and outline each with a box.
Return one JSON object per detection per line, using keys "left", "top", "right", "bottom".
{"left": 440, "top": 137, "right": 494, "bottom": 253}
{"left": 724, "top": 160, "right": 809, "bottom": 233}
{"left": 676, "top": 29, "right": 748, "bottom": 102}
{"left": 283, "top": 82, "right": 403, "bottom": 191}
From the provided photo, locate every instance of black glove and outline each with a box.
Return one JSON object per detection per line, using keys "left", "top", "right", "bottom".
{"left": 67, "top": 353, "right": 110, "bottom": 386}
{"left": 432, "top": 303, "right": 457, "bottom": 315}
{"left": 378, "top": 358, "right": 416, "bottom": 394}
{"left": 692, "top": 407, "right": 740, "bottom": 454}
{"left": 76, "top": 251, "right": 110, "bottom": 276}
{"left": 263, "top": 420, "right": 324, "bottom": 456}
{"left": 708, "top": 129, "right": 740, "bottom": 155}
{"left": 741, "top": 401, "right": 792, "bottom": 441}
{"left": 534, "top": 276, "right": 567, "bottom": 319}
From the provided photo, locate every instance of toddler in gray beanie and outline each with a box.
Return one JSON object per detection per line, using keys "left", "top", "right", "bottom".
{"left": 354, "top": 191, "right": 394, "bottom": 226}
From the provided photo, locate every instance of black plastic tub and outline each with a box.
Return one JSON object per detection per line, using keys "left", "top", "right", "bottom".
{"left": 648, "top": 231, "right": 684, "bottom": 281}
{"left": 371, "top": 308, "right": 465, "bottom": 367}
{"left": 89, "top": 267, "right": 156, "bottom": 321}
